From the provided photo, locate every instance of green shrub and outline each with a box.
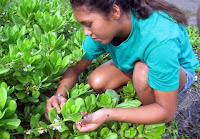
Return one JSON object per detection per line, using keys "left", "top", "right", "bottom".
{"left": 0, "top": 82, "right": 20, "bottom": 139}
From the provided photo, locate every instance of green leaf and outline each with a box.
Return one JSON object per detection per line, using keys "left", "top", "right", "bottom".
{"left": 120, "top": 123, "right": 129, "bottom": 131}
{"left": 7, "top": 87, "right": 14, "bottom": 96}
{"left": 0, "top": 119, "right": 21, "bottom": 130}
{"left": 15, "top": 84, "right": 25, "bottom": 90}
{"left": 16, "top": 92, "right": 25, "bottom": 100}
{"left": 17, "top": 76, "right": 29, "bottom": 84}
{"left": 125, "top": 127, "right": 137, "bottom": 138}
{"left": 100, "top": 127, "right": 110, "bottom": 137}
{"left": 1, "top": 82, "right": 7, "bottom": 89}
{"left": 41, "top": 83, "right": 51, "bottom": 87}
{"left": 3, "top": 100, "right": 17, "bottom": 118}
{"left": 62, "top": 56, "right": 70, "bottom": 67}
{"left": 68, "top": 113, "right": 82, "bottom": 122}
{"left": 105, "top": 89, "right": 119, "bottom": 102}
{"left": 0, "top": 130, "right": 10, "bottom": 139}
{"left": 16, "top": 126, "right": 24, "bottom": 134}
{"left": 30, "top": 114, "right": 41, "bottom": 128}
{"left": 30, "top": 116, "right": 37, "bottom": 128}
{"left": 49, "top": 107, "right": 58, "bottom": 123}
{"left": 116, "top": 100, "right": 141, "bottom": 108}
{"left": 40, "top": 121, "right": 48, "bottom": 129}
{"left": 58, "top": 124, "right": 69, "bottom": 133}
{"left": 97, "top": 94, "right": 112, "bottom": 108}
{"left": 75, "top": 98, "right": 85, "bottom": 110}
{"left": 0, "top": 110, "right": 6, "bottom": 119}
{"left": 0, "top": 68, "right": 10, "bottom": 74}
{"left": 137, "top": 124, "right": 144, "bottom": 134}
{"left": 32, "top": 90, "right": 40, "bottom": 98}
{"left": 27, "top": 96, "right": 39, "bottom": 103}
{"left": 144, "top": 123, "right": 166, "bottom": 138}
{"left": 107, "top": 132, "right": 118, "bottom": 139}
{"left": 0, "top": 88, "right": 7, "bottom": 111}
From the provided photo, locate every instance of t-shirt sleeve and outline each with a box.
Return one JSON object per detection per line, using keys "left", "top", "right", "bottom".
{"left": 82, "top": 36, "right": 107, "bottom": 60}
{"left": 146, "top": 40, "right": 181, "bottom": 91}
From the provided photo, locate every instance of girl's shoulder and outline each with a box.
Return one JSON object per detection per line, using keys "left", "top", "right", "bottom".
{"left": 134, "top": 10, "right": 186, "bottom": 42}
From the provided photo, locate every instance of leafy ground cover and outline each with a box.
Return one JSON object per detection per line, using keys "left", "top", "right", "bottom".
{"left": 0, "top": 0, "right": 200, "bottom": 139}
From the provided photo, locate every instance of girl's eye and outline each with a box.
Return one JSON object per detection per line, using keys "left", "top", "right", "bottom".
{"left": 85, "top": 23, "right": 92, "bottom": 28}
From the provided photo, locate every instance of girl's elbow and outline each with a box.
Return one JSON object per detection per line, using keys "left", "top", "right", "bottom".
{"left": 163, "top": 111, "right": 175, "bottom": 123}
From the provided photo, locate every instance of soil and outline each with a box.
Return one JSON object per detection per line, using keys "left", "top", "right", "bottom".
{"left": 165, "top": 0, "right": 200, "bottom": 138}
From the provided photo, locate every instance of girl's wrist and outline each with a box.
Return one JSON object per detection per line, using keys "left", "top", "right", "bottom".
{"left": 55, "top": 92, "right": 65, "bottom": 98}
{"left": 102, "top": 108, "right": 112, "bottom": 122}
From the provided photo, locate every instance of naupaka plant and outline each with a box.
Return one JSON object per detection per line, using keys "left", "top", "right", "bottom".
{"left": 22, "top": 83, "right": 165, "bottom": 139}
{"left": 0, "top": 82, "right": 21, "bottom": 139}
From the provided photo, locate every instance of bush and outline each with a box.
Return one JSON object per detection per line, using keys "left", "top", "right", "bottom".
{"left": 2, "top": 0, "right": 199, "bottom": 138}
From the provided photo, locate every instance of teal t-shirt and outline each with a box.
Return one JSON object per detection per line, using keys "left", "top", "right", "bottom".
{"left": 82, "top": 10, "right": 199, "bottom": 91}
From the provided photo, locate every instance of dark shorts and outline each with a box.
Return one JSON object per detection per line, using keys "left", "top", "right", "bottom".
{"left": 179, "top": 68, "right": 195, "bottom": 94}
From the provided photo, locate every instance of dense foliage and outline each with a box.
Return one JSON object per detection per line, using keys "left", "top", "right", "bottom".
{"left": 0, "top": 0, "right": 199, "bottom": 139}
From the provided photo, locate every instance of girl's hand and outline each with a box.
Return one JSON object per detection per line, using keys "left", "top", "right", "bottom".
{"left": 45, "top": 95, "right": 66, "bottom": 120}
{"left": 75, "top": 109, "right": 110, "bottom": 132}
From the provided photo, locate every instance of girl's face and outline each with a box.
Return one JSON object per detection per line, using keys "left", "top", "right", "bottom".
{"left": 73, "top": 7, "right": 120, "bottom": 45}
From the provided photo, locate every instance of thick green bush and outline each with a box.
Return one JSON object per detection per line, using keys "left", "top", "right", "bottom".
{"left": 0, "top": 82, "right": 20, "bottom": 139}
{"left": 0, "top": 0, "right": 199, "bottom": 138}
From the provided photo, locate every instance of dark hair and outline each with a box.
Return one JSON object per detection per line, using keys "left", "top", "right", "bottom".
{"left": 70, "top": 0, "right": 188, "bottom": 25}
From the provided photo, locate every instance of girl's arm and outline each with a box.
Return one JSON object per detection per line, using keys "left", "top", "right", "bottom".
{"left": 75, "top": 89, "right": 178, "bottom": 132}
{"left": 55, "top": 58, "right": 92, "bottom": 97}
{"left": 45, "top": 58, "right": 92, "bottom": 119}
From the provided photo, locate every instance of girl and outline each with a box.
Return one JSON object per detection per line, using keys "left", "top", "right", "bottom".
{"left": 45, "top": 0, "right": 199, "bottom": 132}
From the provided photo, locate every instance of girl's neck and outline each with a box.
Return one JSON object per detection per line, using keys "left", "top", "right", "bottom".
{"left": 115, "top": 13, "right": 132, "bottom": 43}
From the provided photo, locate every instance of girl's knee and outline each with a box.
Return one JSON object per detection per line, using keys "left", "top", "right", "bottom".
{"left": 132, "top": 62, "right": 149, "bottom": 92}
{"left": 87, "top": 72, "right": 106, "bottom": 93}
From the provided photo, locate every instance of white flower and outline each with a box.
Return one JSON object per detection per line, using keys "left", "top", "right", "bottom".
{"left": 23, "top": 68, "right": 27, "bottom": 72}
{"left": 0, "top": 37, "right": 3, "bottom": 41}
{"left": 52, "top": 124, "right": 62, "bottom": 130}
{"left": 27, "top": 64, "right": 31, "bottom": 68}
{"left": 56, "top": 114, "right": 61, "bottom": 120}
{"left": 44, "top": 129, "right": 48, "bottom": 133}
{"left": 18, "top": 52, "right": 23, "bottom": 57}
{"left": 2, "top": 12, "right": 5, "bottom": 15}
{"left": 69, "top": 60, "right": 73, "bottom": 64}
{"left": 194, "top": 76, "right": 198, "bottom": 81}
{"left": 38, "top": 129, "right": 44, "bottom": 134}
{"left": 54, "top": 118, "right": 59, "bottom": 123}
{"left": 39, "top": 83, "right": 42, "bottom": 87}
{"left": 26, "top": 130, "right": 31, "bottom": 134}
{"left": 30, "top": 51, "right": 33, "bottom": 55}
{"left": 50, "top": 9, "right": 55, "bottom": 13}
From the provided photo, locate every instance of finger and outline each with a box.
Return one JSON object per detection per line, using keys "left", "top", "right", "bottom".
{"left": 46, "top": 102, "right": 52, "bottom": 112}
{"left": 45, "top": 100, "right": 53, "bottom": 120}
{"left": 80, "top": 111, "right": 87, "bottom": 115}
{"left": 79, "top": 115, "right": 92, "bottom": 124}
{"left": 52, "top": 99, "right": 61, "bottom": 113}
{"left": 59, "top": 97, "right": 66, "bottom": 108}
{"left": 76, "top": 123, "right": 96, "bottom": 132}
{"left": 45, "top": 112, "right": 49, "bottom": 120}
{"left": 75, "top": 121, "right": 82, "bottom": 131}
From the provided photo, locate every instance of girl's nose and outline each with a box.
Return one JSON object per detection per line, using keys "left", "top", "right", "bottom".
{"left": 83, "top": 27, "right": 92, "bottom": 36}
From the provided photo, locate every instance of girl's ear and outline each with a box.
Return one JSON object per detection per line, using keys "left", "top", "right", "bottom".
{"left": 109, "top": 4, "right": 121, "bottom": 20}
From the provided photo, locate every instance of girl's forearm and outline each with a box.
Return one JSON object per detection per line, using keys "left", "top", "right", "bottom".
{"left": 105, "top": 103, "right": 173, "bottom": 124}
{"left": 56, "top": 67, "right": 79, "bottom": 97}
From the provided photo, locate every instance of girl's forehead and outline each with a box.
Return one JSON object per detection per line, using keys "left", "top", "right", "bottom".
{"left": 73, "top": 6, "right": 100, "bottom": 15}
{"left": 73, "top": 6, "right": 107, "bottom": 20}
